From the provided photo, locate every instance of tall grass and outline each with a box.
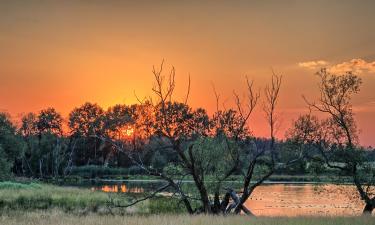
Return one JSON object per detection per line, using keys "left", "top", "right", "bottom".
{"left": 0, "top": 181, "right": 42, "bottom": 190}
{"left": 0, "top": 211, "right": 373, "bottom": 225}
{"left": 0, "top": 182, "right": 130, "bottom": 213}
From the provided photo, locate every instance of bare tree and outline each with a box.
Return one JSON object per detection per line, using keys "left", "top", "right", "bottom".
{"left": 302, "top": 68, "right": 375, "bottom": 214}
{"left": 100, "top": 63, "right": 302, "bottom": 216}
{"left": 228, "top": 73, "right": 282, "bottom": 214}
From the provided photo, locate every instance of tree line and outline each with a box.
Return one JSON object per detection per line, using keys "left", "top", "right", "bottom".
{"left": 0, "top": 63, "right": 374, "bottom": 214}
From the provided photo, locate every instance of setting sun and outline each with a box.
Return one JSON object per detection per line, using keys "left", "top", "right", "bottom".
{"left": 121, "top": 126, "right": 134, "bottom": 138}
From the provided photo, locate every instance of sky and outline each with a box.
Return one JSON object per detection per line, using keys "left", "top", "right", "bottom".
{"left": 0, "top": 0, "right": 375, "bottom": 146}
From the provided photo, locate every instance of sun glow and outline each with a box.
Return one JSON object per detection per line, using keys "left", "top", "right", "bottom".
{"left": 121, "top": 125, "right": 134, "bottom": 138}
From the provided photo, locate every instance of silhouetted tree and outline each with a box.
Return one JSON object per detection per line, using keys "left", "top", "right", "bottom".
{"left": 19, "top": 108, "right": 68, "bottom": 178}
{"left": 36, "top": 108, "right": 63, "bottom": 136}
{"left": 69, "top": 102, "right": 105, "bottom": 165}
{"left": 297, "top": 68, "right": 375, "bottom": 214}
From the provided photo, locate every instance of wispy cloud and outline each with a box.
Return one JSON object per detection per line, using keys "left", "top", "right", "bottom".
{"left": 298, "top": 60, "right": 328, "bottom": 70}
{"left": 298, "top": 58, "right": 375, "bottom": 75}
{"left": 329, "top": 58, "right": 375, "bottom": 74}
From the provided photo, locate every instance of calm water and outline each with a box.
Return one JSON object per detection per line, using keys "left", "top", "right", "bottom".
{"left": 89, "top": 182, "right": 365, "bottom": 216}
{"left": 244, "top": 184, "right": 363, "bottom": 216}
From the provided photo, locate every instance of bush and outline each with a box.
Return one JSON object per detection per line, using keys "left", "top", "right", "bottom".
{"left": 148, "top": 196, "right": 186, "bottom": 214}
{"left": 70, "top": 165, "right": 129, "bottom": 178}
{"left": 127, "top": 165, "right": 145, "bottom": 175}
{"left": 0, "top": 113, "right": 25, "bottom": 180}
{"left": 0, "top": 181, "right": 42, "bottom": 190}
{"left": 0, "top": 146, "right": 11, "bottom": 180}
{"left": 151, "top": 151, "right": 167, "bottom": 170}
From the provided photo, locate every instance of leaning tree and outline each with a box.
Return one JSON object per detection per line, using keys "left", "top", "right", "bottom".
{"left": 297, "top": 68, "right": 375, "bottom": 214}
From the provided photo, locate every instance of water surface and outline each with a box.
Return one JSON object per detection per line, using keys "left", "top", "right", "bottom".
{"left": 89, "top": 181, "right": 365, "bottom": 216}
{"left": 244, "top": 184, "right": 363, "bottom": 216}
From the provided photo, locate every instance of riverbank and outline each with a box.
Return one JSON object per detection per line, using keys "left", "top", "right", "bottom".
{"left": 58, "top": 174, "right": 351, "bottom": 186}
{"left": 0, "top": 181, "right": 368, "bottom": 217}
{"left": 64, "top": 165, "right": 346, "bottom": 183}
{"left": 0, "top": 181, "right": 130, "bottom": 214}
{"left": 0, "top": 211, "right": 373, "bottom": 225}
{"left": 0, "top": 181, "right": 184, "bottom": 215}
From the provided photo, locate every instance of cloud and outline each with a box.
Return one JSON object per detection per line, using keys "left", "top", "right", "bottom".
{"left": 329, "top": 58, "right": 375, "bottom": 74}
{"left": 298, "top": 60, "right": 328, "bottom": 70}
{"left": 298, "top": 58, "right": 375, "bottom": 75}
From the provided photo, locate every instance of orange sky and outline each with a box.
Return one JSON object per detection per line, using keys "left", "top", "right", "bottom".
{"left": 1, "top": 1, "right": 375, "bottom": 146}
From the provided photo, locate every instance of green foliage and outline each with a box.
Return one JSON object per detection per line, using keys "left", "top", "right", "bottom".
{"left": 150, "top": 151, "right": 167, "bottom": 170}
{"left": 69, "top": 102, "right": 105, "bottom": 137}
{"left": 0, "top": 113, "right": 24, "bottom": 180}
{"left": 104, "top": 104, "right": 133, "bottom": 133}
{"left": 184, "top": 135, "right": 240, "bottom": 196}
{"left": 36, "top": 108, "right": 63, "bottom": 135}
{"left": 0, "top": 146, "right": 11, "bottom": 180}
{"left": 307, "top": 161, "right": 326, "bottom": 175}
{"left": 189, "top": 135, "right": 238, "bottom": 178}
{"left": 69, "top": 165, "right": 149, "bottom": 178}
{"left": 0, "top": 181, "right": 41, "bottom": 190}
{"left": 278, "top": 140, "right": 307, "bottom": 175}
{"left": 19, "top": 108, "right": 70, "bottom": 178}
{"left": 148, "top": 196, "right": 186, "bottom": 214}
{"left": 163, "top": 163, "right": 184, "bottom": 177}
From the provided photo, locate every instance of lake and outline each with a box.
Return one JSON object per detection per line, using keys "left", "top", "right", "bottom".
{"left": 88, "top": 181, "right": 365, "bottom": 216}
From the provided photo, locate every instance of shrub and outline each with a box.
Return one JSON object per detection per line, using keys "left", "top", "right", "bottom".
{"left": 148, "top": 196, "right": 186, "bottom": 214}
{"left": 0, "top": 181, "right": 42, "bottom": 190}
{"left": 0, "top": 146, "right": 11, "bottom": 180}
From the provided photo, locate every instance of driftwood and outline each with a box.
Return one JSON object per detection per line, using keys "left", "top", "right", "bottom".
{"left": 223, "top": 188, "right": 254, "bottom": 215}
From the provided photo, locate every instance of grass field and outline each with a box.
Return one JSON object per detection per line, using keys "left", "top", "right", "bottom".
{"left": 0, "top": 211, "right": 374, "bottom": 225}
{"left": 0, "top": 181, "right": 133, "bottom": 214}
{"left": 0, "top": 181, "right": 186, "bottom": 215}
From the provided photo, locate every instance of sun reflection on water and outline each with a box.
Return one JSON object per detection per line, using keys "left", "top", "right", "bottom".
{"left": 92, "top": 184, "right": 144, "bottom": 193}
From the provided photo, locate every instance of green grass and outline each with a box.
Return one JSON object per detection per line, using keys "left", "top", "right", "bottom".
{"left": 148, "top": 196, "right": 190, "bottom": 214}
{"left": 0, "top": 211, "right": 373, "bottom": 225}
{"left": 0, "top": 181, "right": 42, "bottom": 190}
{"left": 0, "top": 181, "right": 187, "bottom": 215}
{"left": 0, "top": 181, "right": 132, "bottom": 214}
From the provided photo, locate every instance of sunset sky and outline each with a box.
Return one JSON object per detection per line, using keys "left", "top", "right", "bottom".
{"left": 1, "top": 0, "right": 374, "bottom": 146}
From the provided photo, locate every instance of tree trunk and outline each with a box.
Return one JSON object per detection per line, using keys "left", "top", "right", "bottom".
{"left": 39, "top": 159, "right": 43, "bottom": 178}
{"left": 363, "top": 202, "right": 374, "bottom": 215}
{"left": 224, "top": 189, "right": 254, "bottom": 215}
{"left": 220, "top": 192, "right": 230, "bottom": 213}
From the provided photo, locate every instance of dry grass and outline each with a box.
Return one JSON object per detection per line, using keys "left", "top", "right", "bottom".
{"left": 0, "top": 211, "right": 373, "bottom": 225}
